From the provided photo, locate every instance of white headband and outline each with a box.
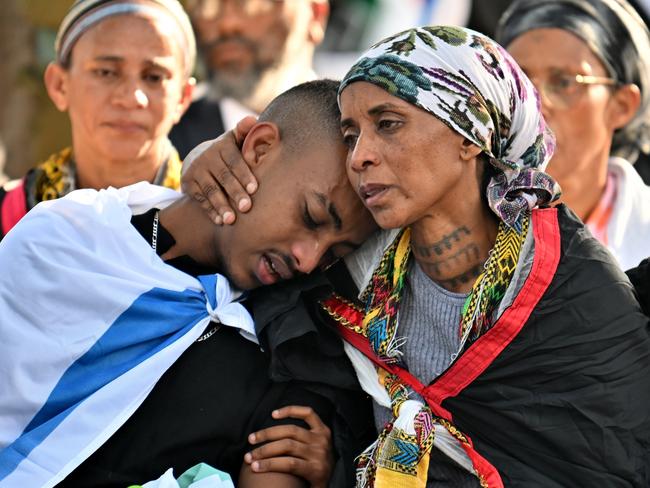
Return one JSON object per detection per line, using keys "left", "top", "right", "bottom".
{"left": 56, "top": 0, "right": 196, "bottom": 78}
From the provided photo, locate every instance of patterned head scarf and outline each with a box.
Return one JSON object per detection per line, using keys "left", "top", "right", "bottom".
{"left": 55, "top": 0, "right": 196, "bottom": 78}
{"left": 496, "top": 0, "right": 650, "bottom": 162}
{"left": 339, "top": 25, "right": 560, "bottom": 231}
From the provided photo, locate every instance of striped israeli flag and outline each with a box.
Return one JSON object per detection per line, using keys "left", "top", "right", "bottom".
{"left": 0, "top": 183, "right": 255, "bottom": 487}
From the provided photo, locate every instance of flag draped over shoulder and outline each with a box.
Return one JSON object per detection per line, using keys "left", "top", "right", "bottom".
{"left": 0, "top": 182, "right": 255, "bottom": 488}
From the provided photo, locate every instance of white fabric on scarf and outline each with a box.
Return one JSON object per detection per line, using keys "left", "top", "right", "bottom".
{"left": 343, "top": 236, "right": 476, "bottom": 475}
{"left": 0, "top": 182, "right": 255, "bottom": 488}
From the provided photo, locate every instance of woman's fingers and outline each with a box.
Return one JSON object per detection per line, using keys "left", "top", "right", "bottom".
{"left": 246, "top": 438, "right": 305, "bottom": 462}
{"left": 271, "top": 406, "right": 330, "bottom": 432}
{"left": 249, "top": 456, "right": 309, "bottom": 476}
{"left": 248, "top": 424, "right": 312, "bottom": 445}
{"left": 180, "top": 119, "right": 258, "bottom": 224}
{"left": 244, "top": 407, "right": 334, "bottom": 488}
{"left": 234, "top": 115, "right": 258, "bottom": 146}
{"left": 245, "top": 449, "right": 332, "bottom": 488}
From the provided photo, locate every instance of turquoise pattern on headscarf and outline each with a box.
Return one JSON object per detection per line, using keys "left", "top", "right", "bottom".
{"left": 342, "top": 55, "right": 432, "bottom": 105}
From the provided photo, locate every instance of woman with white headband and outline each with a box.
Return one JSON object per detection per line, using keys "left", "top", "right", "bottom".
{"left": 0, "top": 0, "right": 195, "bottom": 239}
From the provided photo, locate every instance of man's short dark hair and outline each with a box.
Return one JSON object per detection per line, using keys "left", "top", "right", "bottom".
{"left": 258, "top": 79, "right": 343, "bottom": 153}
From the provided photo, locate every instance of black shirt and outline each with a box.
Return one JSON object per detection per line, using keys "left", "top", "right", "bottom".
{"left": 169, "top": 96, "right": 226, "bottom": 160}
{"left": 59, "top": 209, "right": 335, "bottom": 487}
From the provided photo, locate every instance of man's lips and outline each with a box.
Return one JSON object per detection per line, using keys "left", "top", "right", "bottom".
{"left": 210, "top": 40, "right": 253, "bottom": 65}
{"left": 358, "top": 183, "right": 390, "bottom": 207}
{"left": 256, "top": 253, "right": 295, "bottom": 285}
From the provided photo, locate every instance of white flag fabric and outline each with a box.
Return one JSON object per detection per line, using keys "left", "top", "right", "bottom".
{"left": 141, "top": 463, "right": 235, "bottom": 488}
{"left": 0, "top": 182, "right": 255, "bottom": 488}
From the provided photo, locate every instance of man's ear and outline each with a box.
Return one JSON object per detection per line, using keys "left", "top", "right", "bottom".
{"left": 307, "top": 0, "right": 329, "bottom": 45}
{"left": 172, "top": 77, "right": 196, "bottom": 124}
{"left": 44, "top": 62, "right": 70, "bottom": 112}
{"left": 607, "top": 83, "right": 641, "bottom": 131}
{"left": 460, "top": 138, "right": 483, "bottom": 162}
{"left": 241, "top": 122, "right": 281, "bottom": 168}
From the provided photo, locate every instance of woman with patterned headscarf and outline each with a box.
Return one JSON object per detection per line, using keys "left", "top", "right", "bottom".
{"left": 317, "top": 26, "right": 650, "bottom": 487}
{"left": 182, "top": 23, "right": 650, "bottom": 486}
{"left": 0, "top": 0, "right": 196, "bottom": 239}
{"left": 496, "top": 0, "right": 650, "bottom": 270}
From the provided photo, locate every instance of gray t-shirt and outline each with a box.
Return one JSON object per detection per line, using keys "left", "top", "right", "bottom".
{"left": 372, "top": 262, "right": 480, "bottom": 487}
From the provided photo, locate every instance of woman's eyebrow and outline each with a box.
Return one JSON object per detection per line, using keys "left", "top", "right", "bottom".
{"left": 367, "top": 103, "right": 401, "bottom": 116}
{"left": 341, "top": 102, "right": 403, "bottom": 129}
{"left": 93, "top": 55, "right": 122, "bottom": 63}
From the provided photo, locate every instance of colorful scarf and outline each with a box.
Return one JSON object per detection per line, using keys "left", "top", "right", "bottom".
{"left": 336, "top": 25, "right": 557, "bottom": 486}
{"left": 350, "top": 217, "right": 528, "bottom": 487}
{"left": 23, "top": 145, "right": 182, "bottom": 211}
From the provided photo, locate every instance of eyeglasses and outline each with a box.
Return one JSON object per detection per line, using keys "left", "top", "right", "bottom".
{"left": 532, "top": 70, "right": 620, "bottom": 109}
{"left": 186, "top": 0, "right": 283, "bottom": 19}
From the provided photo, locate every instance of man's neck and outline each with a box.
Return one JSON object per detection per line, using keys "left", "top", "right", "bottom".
{"left": 158, "top": 196, "right": 220, "bottom": 266}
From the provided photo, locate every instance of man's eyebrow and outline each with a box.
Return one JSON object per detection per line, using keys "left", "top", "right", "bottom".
{"left": 341, "top": 102, "right": 402, "bottom": 130}
{"left": 315, "top": 192, "right": 342, "bottom": 231}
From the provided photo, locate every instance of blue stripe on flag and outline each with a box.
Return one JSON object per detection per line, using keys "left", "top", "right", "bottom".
{"left": 0, "top": 282, "right": 214, "bottom": 480}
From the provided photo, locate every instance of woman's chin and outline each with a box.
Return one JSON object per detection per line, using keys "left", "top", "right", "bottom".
{"left": 371, "top": 208, "right": 411, "bottom": 230}
{"left": 100, "top": 143, "right": 152, "bottom": 163}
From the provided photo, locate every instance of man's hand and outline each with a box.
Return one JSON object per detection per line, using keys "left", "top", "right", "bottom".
{"left": 244, "top": 406, "right": 334, "bottom": 488}
{"left": 181, "top": 115, "right": 258, "bottom": 225}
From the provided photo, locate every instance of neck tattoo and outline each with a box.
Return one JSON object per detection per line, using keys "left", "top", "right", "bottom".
{"left": 151, "top": 210, "right": 160, "bottom": 252}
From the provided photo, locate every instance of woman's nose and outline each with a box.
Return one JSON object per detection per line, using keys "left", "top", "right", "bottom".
{"left": 348, "top": 134, "right": 378, "bottom": 173}
{"left": 112, "top": 78, "right": 148, "bottom": 109}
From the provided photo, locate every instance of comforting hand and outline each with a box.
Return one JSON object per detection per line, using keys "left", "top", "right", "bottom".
{"left": 181, "top": 115, "right": 258, "bottom": 225}
{"left": 244, "top": 406, "right": 334, "bottom": 488}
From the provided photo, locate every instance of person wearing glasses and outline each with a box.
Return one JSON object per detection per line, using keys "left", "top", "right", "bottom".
{"left": 496, "top": 0, "right": 650, "bottom": 270}
{"left": 169, "top": 0, "right": 329, "bottom": 166}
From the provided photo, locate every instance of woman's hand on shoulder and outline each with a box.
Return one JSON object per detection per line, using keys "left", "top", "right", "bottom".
{"left": 181, "top": 116, "right": 258, "bottom": 225}
{"left": 244, "top": 405, "right": 334, "bottom": 488}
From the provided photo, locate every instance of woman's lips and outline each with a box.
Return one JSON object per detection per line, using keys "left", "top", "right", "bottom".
{"left": 103, "top": 121, "right": 147, "bottom": 133}
{"left": 359, "top": 183, "right": 390, "bottom": 207}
